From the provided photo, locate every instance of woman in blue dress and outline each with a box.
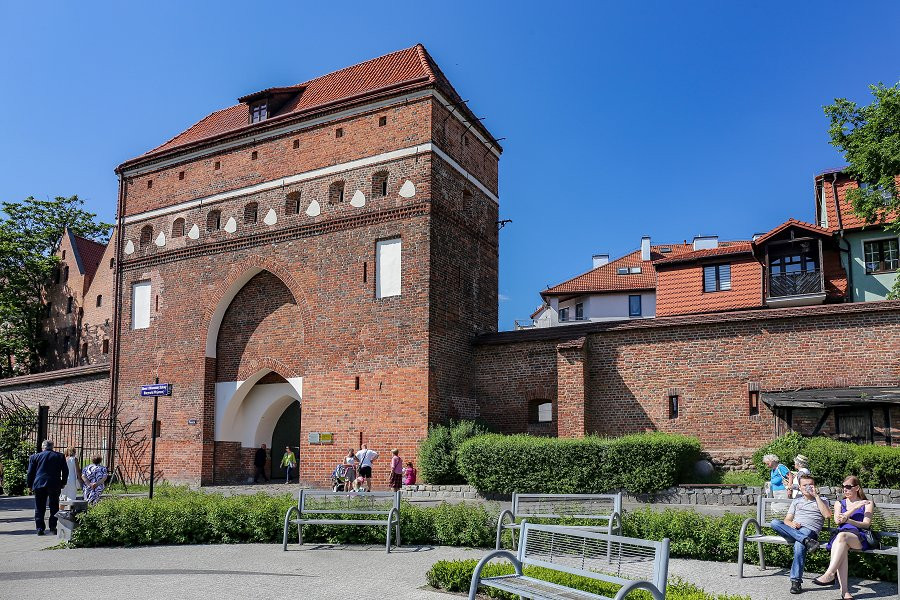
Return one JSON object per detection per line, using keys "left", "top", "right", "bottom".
{"left": 81, "top": 455, "right": 109, "bottom": 505}
{"left": 812, "top": 475, "right": 874, "bottom": 600}
{"left": 762, "top": 454, "right": 790, "bottom": 499}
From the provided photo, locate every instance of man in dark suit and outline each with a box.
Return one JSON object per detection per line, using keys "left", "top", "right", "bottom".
{"left": 26, "top": 440, "right": 68, "bottom": 535}
{"left": 253, "top": 443, "right": 269, "bottom": 483}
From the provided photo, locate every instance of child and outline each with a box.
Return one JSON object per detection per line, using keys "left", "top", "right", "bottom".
{"left": 353, "top": 475, "right": 366, "bottom": 492}
{"left": 403, "top": 461, "right": 417, "bottom": 486}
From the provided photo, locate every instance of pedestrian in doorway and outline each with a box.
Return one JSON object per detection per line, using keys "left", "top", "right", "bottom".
{"left": 61, "top": 447, "right": 82, "bottom": 502}
{"left": 253, "top": 443, "right": 269, "bottom": 483}
{"left": 281, "top": 446, "right": 297, "bottom": 484}
{"left": 26, "top": 440, "right": 68, "bottom": 535}
{"left": 81, "top": 455, "right": 109, "bottom": 505}
{"left": 389, "top": 449, "right": 403, "bottom": 492}
{"left": 355, "top": 444, "right": 378, "bottom": 492}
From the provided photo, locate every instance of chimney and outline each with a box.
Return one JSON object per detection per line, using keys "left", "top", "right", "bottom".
{"left": 640, "top": 236, "right": 651, "bottom": 261}
{"left": 692, "top": 235, "right": 718, "bottom": 251}
{"left": 592, "top": 254, "right": 610, "bottom": 268}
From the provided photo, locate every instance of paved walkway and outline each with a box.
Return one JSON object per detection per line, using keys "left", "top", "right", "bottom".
{"left": 2, "top": 496, "right": 895, "bottom": 599}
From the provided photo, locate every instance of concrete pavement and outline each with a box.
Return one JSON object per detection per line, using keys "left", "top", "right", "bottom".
{"left": 1, "top": 495, "right": 896, "bottom": 599}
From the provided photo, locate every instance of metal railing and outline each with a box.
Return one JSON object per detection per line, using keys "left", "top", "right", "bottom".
{"left": 768, "top": 270, "right": 822, "bottom": 298}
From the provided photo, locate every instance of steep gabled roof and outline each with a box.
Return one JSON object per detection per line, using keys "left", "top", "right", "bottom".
{"left": 653, "top": 241, "right": 753, "bottom": 267}
{"left": 542, "top": 244, "right": 693, "bottom": 297}
{"left": 122, "top": 44, "right": 497, "bottom": 168}
{"left": 750, "top": 219, "right": 832, "bottom": 246}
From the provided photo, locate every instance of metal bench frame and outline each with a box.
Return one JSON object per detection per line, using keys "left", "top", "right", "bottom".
{"left": 282, "top": 489, "right": 401, "bottom": 553}
{"left": 737, "top": 496, "right": 899, "bottom": 596}
{"left": 471, "top": 523, "right": 669, "bottom": 600}
{"left": 496, "top": 493, "right": 623, "bottom": 550}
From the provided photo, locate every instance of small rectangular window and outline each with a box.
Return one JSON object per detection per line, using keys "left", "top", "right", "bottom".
{"left": 214, "top": 161, "right": 221, "bottom": 170}
{"left": 102, "top": 339, "right": 109, "bottom": 354}
{"left": 250, "top": 101, "right": 268, "bottom": 123}
{"left": 864, "top": 238, "right": 899, "bottom": 274}
{"left": 749, "top": 390, "right": 760, "bottom": 416}
{"left": 575, "top": 302, "right": 584, "bottom": 320}
{"left": 335, "top": 127, "right": 344, "bottom": 138}
{"left": 293, "top": 139, "right": 300, "bottom": 149}
{"left": 362, "top": 261, "right": 368, "bottom": 283}
{"left": 703, "top": 264, "right": 732, "bottom": 292}
{"left": 617, "top": 267, "right": 629, "bottom": 275}
{"left": 378, "top": 116, "right": 387, "bottom": 127}
{"left": 559, "top": 307, "right": 569, "bottom": 322}
{"left": 178, "top": 171, "right": 185, "bottom": 180}
{"left": 375, "top": 238, "right": 402, "bottom": 298}
{"left": 132, "top": 281, "right": 152, "bottom": 330}
{"left": 669, "top": 394, "right": 679, "bottom": 419}
{"left": 147, "top": 179, "right": 152, "bottom": 189}
{"left": 629, "top": 295, "right": 642, "bottom": 317}
{"left": 251, "top": 151, "right": 258, "bottom": 160}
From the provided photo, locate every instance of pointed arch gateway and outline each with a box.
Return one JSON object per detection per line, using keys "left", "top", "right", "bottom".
{"left": 202, "top": 258, "right": 310, "bottom": 483}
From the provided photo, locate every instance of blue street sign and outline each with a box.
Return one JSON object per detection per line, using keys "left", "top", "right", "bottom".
{"left": 141, "top": 383, "right": 173, "bottom": 397}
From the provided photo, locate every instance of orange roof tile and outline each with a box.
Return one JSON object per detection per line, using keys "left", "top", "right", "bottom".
{"left": 127, "top": 45, "right": 491, "bottom": 165}
{"left": 750, "top": 219, "right": 831, "bottom": 246}
{"left": 653, "top": 241, "right": 753, "bottom": 267}
{"left": 542, "top": 244, "right": 694, "bottom": 297}
{"left": 816, "top": 171, "right": 899, "bottom": 231}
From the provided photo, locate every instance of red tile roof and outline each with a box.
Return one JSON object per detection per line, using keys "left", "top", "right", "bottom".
{"left": 128, "top": 44, "right": 489, "bottom": 165}
{"left": 750, "top": 219, "right": 831, "bottom": 246}
{"left": 816, "top": 172, "right": 899, "bottom": 231}
{"left": 653, "top": 241, "right": 753, "bottom": 267}
{"left": 542, "top": 244, "right": 694, "bottom": 297}
{"left": 72, "top": 234, "right": 107, "bottom": 280}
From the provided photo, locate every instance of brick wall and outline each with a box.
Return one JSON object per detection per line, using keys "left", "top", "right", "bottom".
{"left": 475, "top": 301, "right": 900, "bottom": 462}
{"left": 0, "top": 365, "right": 110, "bottom": 413}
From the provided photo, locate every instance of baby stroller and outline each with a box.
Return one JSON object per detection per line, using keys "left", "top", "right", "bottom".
{"left": 331, "top": 463, "right": 355, "bottom": 491}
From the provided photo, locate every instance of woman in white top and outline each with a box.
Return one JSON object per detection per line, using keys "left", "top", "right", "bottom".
{"left": 61, "top": 447, "right": 81, "bottom": 502}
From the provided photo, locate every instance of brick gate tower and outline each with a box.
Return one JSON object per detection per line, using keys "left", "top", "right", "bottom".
{"left": 111, "top": 45, "right": 501, "bottom": 485}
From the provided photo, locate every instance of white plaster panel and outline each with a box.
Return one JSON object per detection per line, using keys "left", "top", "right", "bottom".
{"left": 263, "top": 208, "right": 277, "bottom": 225}
{"left": 131, "top": 281, "right": 151, "bottom": 329}
{"left": 376, "top": 238, "right": 402, "bottom": 298}
{"left": 224, "top": 216, "right": 237, "bottom": 233}
{"left": 188, "top": 224, "right": 200, "bottom": 239}
{"left": 350, "top": 190, "right": 365, "bottom": 207}
{"left": 306, "top": 200, "right": 321, "bottom": 217}
{"left": 399, "top": 180, "right": 416, "bottom": 198}
{"left": 154, "top": 231, "right": 166, "bottom": 247}
{"left": 124, "top": 240, "right": 135, "bottom": 255}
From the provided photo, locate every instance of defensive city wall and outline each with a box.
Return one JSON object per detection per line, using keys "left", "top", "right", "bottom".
{"left": 473, "top": 300, "right": 900, "bottom": 468}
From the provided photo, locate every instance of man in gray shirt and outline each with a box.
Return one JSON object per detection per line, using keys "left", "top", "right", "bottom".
{"left": 769, "top": 473, "right": 832, "bottom": 594}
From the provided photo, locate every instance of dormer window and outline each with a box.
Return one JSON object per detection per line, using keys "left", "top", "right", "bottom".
{"left": 250, "top": 101, "right": 268, "bottom": 123}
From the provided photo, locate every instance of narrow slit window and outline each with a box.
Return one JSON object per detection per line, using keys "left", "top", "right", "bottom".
{"left": 378, "top": 116, "right": 387, "bottom": 127}
{"left": 669, "top": 394, "right": 679, "bottom": 419}
{"left": 102, "top": 339, "right": 109, "bottom": 354}
{"left": 372, "top": 171, "right": 389, "bottom": 198}
{"left": 749, "top": 390, "right": 760, "bottom": 416}
{"left": 285, "top": 191, "right": 302, "bottom": 215}
{"left": 207, "top": 210, "right": 222, "bottom": 232}
{"left": 96, "top": 295, "right": 102, "bottom": 307}
{"left": 335, "top": 127, "right": 343, "bottom": 138}
{"left": 329, "top": 181, "right": 345, "bottom": 205}
{"left": 244, "top": 202, "right": 258, "bottom": 224}
{"left": 178, "top": 171, "right": 185, "bottom": 180}
{"left": 172, "top": 218, "right": 185, "bottom": 238}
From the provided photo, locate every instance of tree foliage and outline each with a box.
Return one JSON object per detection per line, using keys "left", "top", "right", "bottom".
{"left": 825, "top": 82, "right": 900, "bottom": 298}
{"left": 0, "top": 196, "right": 110, "bottom": 377}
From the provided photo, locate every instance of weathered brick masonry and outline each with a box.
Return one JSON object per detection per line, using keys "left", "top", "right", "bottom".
{"left": 475, "top": 301, "right": 900, "bottom": 465}
{"left": 0, "top": 365, "right": 111, "bottom": 412}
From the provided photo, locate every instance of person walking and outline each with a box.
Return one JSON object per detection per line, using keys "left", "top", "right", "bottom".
{"left": 355, "top": 444, "right": 379, "bottom": 492}
{"left": 61, "top": 447, "right": 81, "bottom": 502}
{"left": 388, "top": 449, "right": 403, "bottom": 492}
{"left": 26, "top": 440, "right": 68, "bottom": 535}
{"left": 813, "top": 475, "right": 876, "bottom": 600}
{"left": 81, "top": 455, "right": 109, "bottom": 505}
{"left": 280, "top": 446, "right": 297, "bottom": 484}
{"left": 253, "top": 443, "right": 269, "bottom": 483}
{"left": 763, "top": 454, "right": 791, "bottom": 500}
{"left": 769, "top": 474, "right": 832, "bottom": 595}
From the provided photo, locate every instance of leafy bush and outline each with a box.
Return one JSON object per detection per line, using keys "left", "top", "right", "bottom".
{"left": 2, "top": 440, "right": 33, "bottom": 496}
{"left": 418, "top": 420, "right": 490, "bottom": 484}
{"left": 71, "top": 487, "right": 498, "bottom": 548}
{"left": 754, "top": 434, "right": 900, "bottom": 488}
{"left": 457, "top": 432, "right": 701, "bottom": 494}
{"left": 426, "top": 559, "right": 751, "bottom": 600}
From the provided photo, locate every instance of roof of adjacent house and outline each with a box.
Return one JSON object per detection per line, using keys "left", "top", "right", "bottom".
{"left": 652, "top": 241, "right": 753, "bottom": 267}
{"left": 750, "top": 219, "right": 832, "bottom": 246}
{"left": 817, "top": 171, "right": 899, "bottom": 232}
{"left": 122, "top": 45, "right": 497, "bottom": 168}
{"left": 541, "top": 243, "right": 694, "bottom": 297}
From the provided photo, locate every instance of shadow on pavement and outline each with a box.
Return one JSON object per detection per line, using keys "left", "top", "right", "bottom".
{"left": 0, "top": 569, "right": 317, "bottom": 581}
{"left": 288, "top": 544, "right": 436, "bottom": 553}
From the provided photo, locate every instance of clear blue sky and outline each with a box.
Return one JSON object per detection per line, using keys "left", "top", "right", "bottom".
{"left": 2, "top": 1, "right": 898, "bottom": 330}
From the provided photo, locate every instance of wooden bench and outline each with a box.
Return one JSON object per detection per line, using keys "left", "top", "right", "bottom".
{"left": 282, "top": 490, "right": 401, "bottom": 553}
{"left": 470, "top": 523, "right": 669, "bottom": 600}
{"left": 496, "top": 493, "right": 623, "bottom": 550}
{"left": 738, "top": 496, "right": 900, "bottom": 595}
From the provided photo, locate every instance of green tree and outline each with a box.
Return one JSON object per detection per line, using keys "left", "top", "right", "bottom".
{"left": 825, "top": 82, "right": 900, "bottom": 298}
{"left": 0, "top": 196, "right": 110, "bottom": 377}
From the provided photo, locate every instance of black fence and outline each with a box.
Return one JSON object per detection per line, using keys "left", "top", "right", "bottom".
{"left": 0, "top": 395, "right": 151, "bottom": 486}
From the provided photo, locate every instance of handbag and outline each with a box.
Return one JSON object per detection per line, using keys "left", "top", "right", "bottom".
{"left": 863, "top": 528, "right": 881, "bottom": 549}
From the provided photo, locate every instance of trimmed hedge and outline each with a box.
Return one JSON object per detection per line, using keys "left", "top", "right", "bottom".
{"left": 620, "top": 508, "right": 897, "bottom": 583}
{"left": 753, "top": 433, "right": 900, "bottom": 488}
{"left": 457, "top": 432, "right": 701, "bottom": 494}
{"left": 1, "top": 440, "right": 33, "bottom": 496}
{"left": 418, "top": 420, "right": 491, "bottom": 484}
{"left": 70, "top": 487, "right": 497, "bottom": 548}
{"left": 426, "top": 560, "right": 751, "bottom": 600}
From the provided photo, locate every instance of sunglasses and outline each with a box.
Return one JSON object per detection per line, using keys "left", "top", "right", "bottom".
{"left": 842, "top": 484, "right": 858, "bottom": 490}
